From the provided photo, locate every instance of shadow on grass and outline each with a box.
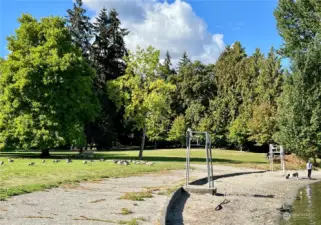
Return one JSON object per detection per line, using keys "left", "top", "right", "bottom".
{"left": 0, "top": 152, "right": 267, "bottom": 165}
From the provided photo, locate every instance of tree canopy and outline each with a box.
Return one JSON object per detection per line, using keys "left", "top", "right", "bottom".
{"left": 273, "top": 0, "right": 321, "bottom": 161}
{"left": 274, "top": 0, "right": 321, "bottom": 58}
{"left": 2, "top": 1, "right": 319, "bottom": 160}
{"left": 107, "top": 46, "right": 175, "bottom": 158}
{"left": 0, "top": 14, "right": 99, "bottom": 155}
{"left": 66, "top": 0, "right": 93, "bottom": 59}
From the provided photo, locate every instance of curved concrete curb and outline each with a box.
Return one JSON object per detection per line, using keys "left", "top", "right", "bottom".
{"left": 160, "top": 170, "right": 267, "bottom": 225}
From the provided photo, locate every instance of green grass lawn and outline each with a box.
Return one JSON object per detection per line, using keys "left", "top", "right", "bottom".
{"left": 0, "top": 148, "right": 269, "bottom": 200}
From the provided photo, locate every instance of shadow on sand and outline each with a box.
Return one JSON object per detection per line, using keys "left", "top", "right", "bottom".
{"left": 189, "top": 170, "right": 267, "bottom": 186}
{"left": 166, "top": 188, "right": 190, "bottom": 225}
{"left": 166, "top": 170, "right": 268, "bottom": 225}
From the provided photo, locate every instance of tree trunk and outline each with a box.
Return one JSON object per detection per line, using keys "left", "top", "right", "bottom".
{"left": 40, "top": 148, "right": 50, "bottom": 158}
{"left": 181, "top": 139, "right": 185, "bottom": 148}
{"left": 154, "top": 141, "right": 157, "bottom": 150}
{"left": 313, "top": 153, "right": 317, "bottom": 166}
{"left": 139, "top": 127, "right": 146, "bottom": 160}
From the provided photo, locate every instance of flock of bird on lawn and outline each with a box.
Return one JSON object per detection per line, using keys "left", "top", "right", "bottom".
{"left": 0, "top": 158, "right": 155, "bottom": 166}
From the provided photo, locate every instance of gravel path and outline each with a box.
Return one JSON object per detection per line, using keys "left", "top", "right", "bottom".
{"left": 1, "top": 164, "right": 319, "bottom": 225}
{"left": 0, "top": 169, "right": 201, "bottom": 225}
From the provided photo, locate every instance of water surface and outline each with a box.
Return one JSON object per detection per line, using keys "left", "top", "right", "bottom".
{"left": 280, "top": 181, "right": 321, "bottom": 225}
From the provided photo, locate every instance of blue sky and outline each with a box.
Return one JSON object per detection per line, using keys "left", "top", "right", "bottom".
{"left": 189, "top": 0, "right": 282, "bottom": 54}
{"left": 0, "top": 0, "right": 286, "bottom": 66}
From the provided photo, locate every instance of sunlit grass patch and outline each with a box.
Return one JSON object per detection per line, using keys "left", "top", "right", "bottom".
{"left": 120, "top": 191, "right": 153, "bottom": 201}
{"left": 120, "top": 208, "right": 133, "bottom": 215}
{"left": 0, "top": 156, "right": 183, "bottom": 200}
{"left": 0, "top": 148, "right": 271, "bottom": 199}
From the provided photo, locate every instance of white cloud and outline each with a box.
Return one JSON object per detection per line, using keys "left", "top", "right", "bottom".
{"left": 83, "top": 0, "right": 225, "bottom": 66}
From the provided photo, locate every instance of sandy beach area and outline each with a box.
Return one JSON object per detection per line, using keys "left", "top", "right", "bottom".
{"left": 0, "top": 163, "right": 319, "bottom": 225}
{"left": 183, "top": 165, "right": 321, "bottom": 225}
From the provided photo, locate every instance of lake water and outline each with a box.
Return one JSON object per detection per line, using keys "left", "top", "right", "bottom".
{"left": 280, "top": 181, "right": 321, "bottom": 225}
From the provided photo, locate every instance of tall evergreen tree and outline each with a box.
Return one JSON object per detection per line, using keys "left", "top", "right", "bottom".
{"left": 66, "top": 0, "right": 93, "bottom": 59}
{"left": 255, "top": 47, "right": 283, "bottom": 105}
{"left": 177, "top": 51, "right": 191, "bottom": 70}
{"left": 105, "top": 9, "right": 129, "bottom": 79}
{"left": 209, "top": 42, "right": 247, "bottom": 145}
{"left": 92, "top": 8, "right": 129, "bottom": 83}
{"left": 227, "top": 47, "right": 283, "bottom": 149}
{"left": 245, "top": 48, "right": 283, "bottom": 146}
{"left": 227, "top": 56, "right": 255, "bottom": 150}
{"left": 86, "top": 8, "right": 129, "bottom": 148}
{"left": 160, "top": 51, "right": 174, "bottom": 80}
{"left": 177, "top": 60, "right": 215, "bottom": 109}
{"left": 164, "top": 51, "right": 172, "bottom": 71}
{"left": 244, "top": 48, "right": 264, "bottom": 104}
{"left": 92, "top": 8, "right": 110, "bottom": 86}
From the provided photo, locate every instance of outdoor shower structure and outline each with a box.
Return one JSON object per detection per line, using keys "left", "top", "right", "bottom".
{"left": 269, "top": 144, "right": 285, "bottom": 174}
{"left": 185, "top": 128, "right": 214, "bottom": 189}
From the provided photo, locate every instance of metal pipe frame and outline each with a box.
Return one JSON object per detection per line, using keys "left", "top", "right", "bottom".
{"left": 186, "top": 129, "right": 214, "bottom": 189}
{"left": 269, "top": 144, "right": 285, "bottom": 173}
{"left": 186, "top": 131, "right": 191, "bottom": 186}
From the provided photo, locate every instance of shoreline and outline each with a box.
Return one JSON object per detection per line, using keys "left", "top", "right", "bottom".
{"left": 277, "top": 175, "right": 321, "bottom": 224}
{"left": 181, "top": 165, "right": 321, "bottom": 225}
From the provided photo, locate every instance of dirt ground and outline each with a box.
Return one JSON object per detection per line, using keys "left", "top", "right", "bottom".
{"left": 183, "top": 167, "right": 321, "bottom": 225}
{"left": 0, "top": 164, "right": 319, "bottom": 225}
{"left": 0, "top": 168, "right": 191, "bottom": 225}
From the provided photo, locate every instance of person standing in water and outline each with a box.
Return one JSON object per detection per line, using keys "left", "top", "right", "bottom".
{"left": 307, "top": 160, "right": 313, "bottom": 179}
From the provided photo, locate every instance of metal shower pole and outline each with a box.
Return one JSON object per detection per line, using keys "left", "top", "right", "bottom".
{"left": 269, "top": 144, "right": 285, "bottom": 173}
{"left": 185, "top": 128, "right": 192, "bottom": 186}
{"left": 185, "top": 129, "right": 214, "bottom": 189}
{"left": 269, "top": 144, "right": 274, "bottom": 172}
{"left": 207, "top": 132, "right": 214, "bottom": 188}
{"left": 280, "top": 146, "right": 285, "bottom": 175}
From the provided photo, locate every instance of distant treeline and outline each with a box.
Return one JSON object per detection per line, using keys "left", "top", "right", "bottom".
{"left": 0, "top": 0, "right": 320, "bottom": 160}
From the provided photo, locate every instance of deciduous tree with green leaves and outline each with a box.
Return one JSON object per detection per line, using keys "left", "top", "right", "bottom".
{"left": 274, "top": 0, "right": 321, "bottom": 58}
{"left": 185, "top": 102, "right": 206, "bottom": 131}
{"left": 107, "top": 46, "right": 175, "bottom": 159}
{"left": 228, "top": 114, "right": 250, "bottom": 151}
{"left": 167, "top": 115, "right": 186, "bottom": 147}
{"left": 248, "top": 102, "right": 277, "bottom": 146}
{"left": 275, "top": 36, "right": 321, "bottom": 162}
{"left": 0, "top": 14, "right": 99, "bottom": 156}
{"left": 274, "top": 0, "right": 321, "bottom": 161}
